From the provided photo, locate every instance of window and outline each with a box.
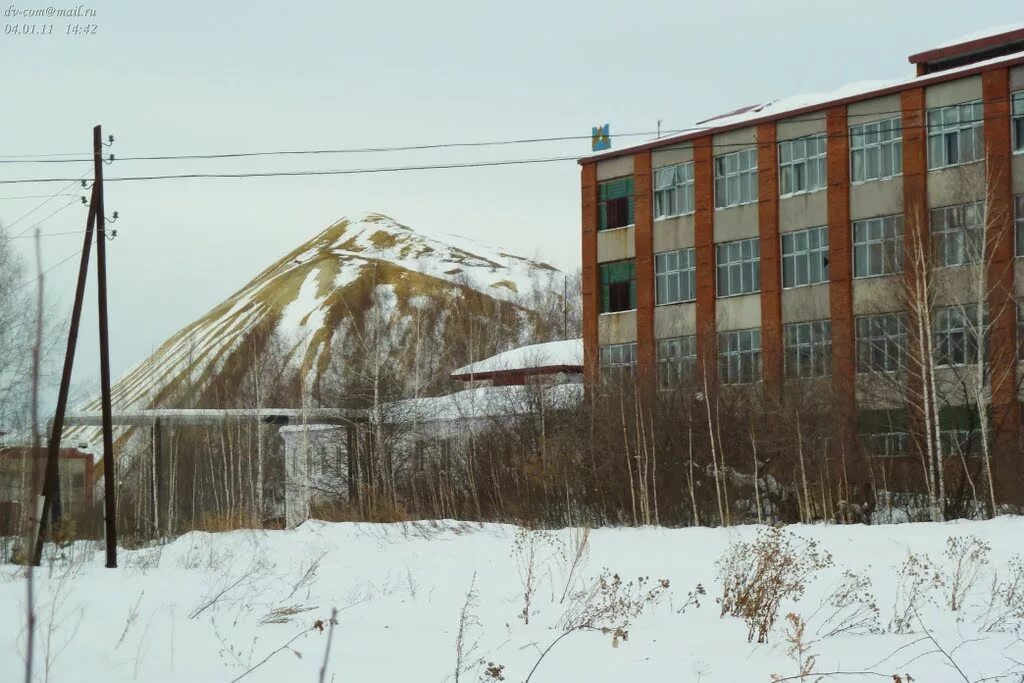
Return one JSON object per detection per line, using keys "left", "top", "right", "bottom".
{"left": 932, "top": 201, "right": 985, "bottom": 267}
{"left": 718, "top": 328, "right": 761, "bottom": 385}
{"left": 598, "top": 176, "right": 634, "bottom": 230}
{"left": 927, "top": 100, "right": 984, "bottom": 169}
{"left": 716, "top": 237, "right": 760, "bottom": 297}
{"left": 1013, "top": 91, "right": 1024, "bottom": 153}
{"left": 655, "top": 248, "right": 696, "bottom": 305}
{"left": 1018, "top": 302, "right": 1024, "bottom": 361}
{"left": 858, "top": 410, "right": 908, "bottom": 457}
{"left": 654, "top": 162, "right": 695, "bottom": 219}
{"left": 779, "top": 134, "right": 826, "bottom": 195}
{"left": 657, "top": 336, "right": 696, "bottom": 389}
{"left": 851, "top": 117, "right": 903, "bottom": 182}
{"left": 1015, "top": 195, "right": 1024, "bottom": 257}
{"left": 781, "top": 226, "right": 829, "bottom": 288}
{"left": 853, "top": 215, "right": 904, "bottom": 278}
{"left": 784, "top": 320, "right": 832, "bottom": 378}
{"left": 599, "top": 260, "right": 636, "bottom": 313}
{"left": 933, "top": 304, "right": 985, "bottom": 367}
{"left": 600, "top": 342, "right": 637, "bottom": 383}
{"left": 856, "top": 313, "right": 906, "bottom": 373}
{"left": 939, "top": 406, "right": 982, "bottom": 457}
{"left": 714, "top": 148, "right": 758, "bottom": 209}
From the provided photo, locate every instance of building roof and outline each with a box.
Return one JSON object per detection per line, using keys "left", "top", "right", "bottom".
{"left": 580, "top": 28, "right": 1024, "bottom": 165}
{"left": 450, "top": 338, "right": 583, "bottom": 381}
{"left": 909, "top": 24, "right": 1024, "bottom": 65}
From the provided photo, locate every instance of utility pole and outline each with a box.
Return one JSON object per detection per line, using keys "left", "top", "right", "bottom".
{"left": 33, "top": 124, "right": 119, "bottom": 567}
{"left": 94, "top": 124, "right": 117, "bottom": 568}
{"left": 32, "top": 187, "right": 96, "bottom": 566}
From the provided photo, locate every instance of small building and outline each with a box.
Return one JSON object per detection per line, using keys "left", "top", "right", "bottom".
{"left": 0, "top": 446, "right": 95, "bottom": 533}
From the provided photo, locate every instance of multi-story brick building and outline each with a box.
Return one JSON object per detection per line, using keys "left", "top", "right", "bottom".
{"left": 579, "top": 28, "right": 1024, "bottom": 476}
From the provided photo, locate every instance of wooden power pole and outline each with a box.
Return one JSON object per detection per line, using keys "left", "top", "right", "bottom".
{"left": 93, "top": 124, "right": 117, "bottom": 568}
{"left": 33, "top": 124, "right": 118, "bottom": 568}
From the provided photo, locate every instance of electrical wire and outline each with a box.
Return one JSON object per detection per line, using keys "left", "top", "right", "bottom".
{"left": 0, "top": 110, "right": 1017, "bottom": 189}
{"left": 0, "top": 128, "right": 693, "bottom": 164}
{"left": 0, "top": 193, "right": 83, "bottom": 201}
{"left": 1, "top": 90, "right": 1022, "bottom": 165}
{"left": 2, "top": 172, "right": 89, "bottom": 226}
{"left": 0, "top": 154, "right": 582, "bottom": 185}
{"left": 10, "top": 246, "right": 87, "bottom": 293}
{"left": 2, "top": 197, "right": 83, "bottom": 244}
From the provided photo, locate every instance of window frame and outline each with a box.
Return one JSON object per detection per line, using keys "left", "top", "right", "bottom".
{"left": 853, "top": 214, "right": 904, "bottom": 279}
{"left": 600, "top": 342, "right": 638, "bottom": 385}
{"left": 855, "top": 312, "right": 907, "bottom": 374}
{"left": 597, "top": 176, "right": 635, "bottom": 231}
{"left": 1015, "top": 194, "right": 1024, "bottom": 258}
{"left": 655, "top": 247, "right": 696, "bottom": 306}
{"left": 598, "top": 260, "right": 637, "bottom": 314}
{"left": 931, "top": 201, "right": 985, "bottom": 268}
{"left": 784, "top": 320, "right": 832, "bottom": 379}
{"left": 656, "top": 336, "right": 697, "bottom": 390}
{"left": 1012, "top": 90, "right": 1024, "bottom": 154}
{"left": 779, "top": 133, "right": 827, "bottom": 197}
{"left": 850, "top": 116, "right": 903, "bottom": 183}
{"left": 926, "top": 99, "right": 984, "bottom": 170}
{"left": 718, "top": 328, "right": 762, "bottom": 385}
{"left": 653, "top": 162, "right": 695, "bottom": 220}
{"left": 713, "top": 148, "right": 759, "bottom": 209}
{"left": 781, "top": 225, "right": 830, "bottom": 289}
{"left": 716, "top": 237, "right": 761, "bottom": 298}
{"left": 933, "top": 304, "right": 986, "bottom": 368}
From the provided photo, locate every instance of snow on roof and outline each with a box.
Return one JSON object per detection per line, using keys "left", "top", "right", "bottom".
{"left": 697, "top": 80, "right": 898, "bottom": 130}
{"left": 384, "top": 383, "right": 583, "bottom": 424}
{"left": 587, "top": 42, "right": 1024, "bottom": 163}
{"left": 451, "top": 339, "right": 583, "bottom": 378}
{"left": 934, "top": 24, "right": 1024, "bottom": 49}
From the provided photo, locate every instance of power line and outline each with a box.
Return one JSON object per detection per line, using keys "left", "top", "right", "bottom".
{"left": 5, "top": 228, "right": 87, "bottom": 241}
{"left": 11, "top": 246, "right": 86, "bottom": 293}
{"left": 0, "top": 100, "right": 1019, "bottom": 188}
{"left": 2, "top": 172, "right": 89, "bottom": 226}
{"left": 0, "top": 128, "right": 694, "bottom": 164}
{"left": 1, "top": 89, "right": 1022, "bottom": 165}
{"left": 0, "top": 193, "right": 82, "bottom": 201}
{"left": 0, "top": 154, "right": 582, "bottom": 185}
{"left": 2, "top": 197, "right": 83, "bottom": 244}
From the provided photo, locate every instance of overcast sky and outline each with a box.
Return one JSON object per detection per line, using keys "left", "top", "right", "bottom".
{"left": 1, "top": 0, "right": 1019, "bottom": 396}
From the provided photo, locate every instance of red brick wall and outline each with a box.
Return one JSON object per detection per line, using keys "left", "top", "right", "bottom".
{"left": 581, "top": 162, "right": 599, "bottom": 384}
{"left": 901, "top": 87, "right": 929, "bottom": 458}
{"left": 757, "top": 123, "right": 783, "bottom": 391}
{"left": 902, "top": 87, "right": 929, "bottom": 276}
{"left": 633, "top": 150, "right": 656, "bottom": 384}
{"left": 981, "top": 68, "right": 1020, "bottom": 455}
{"left": 826, "top": 106, "right": 855, "bottom": 420}
{"left": 693, "top": 136, "right": 717, "bottom": 383}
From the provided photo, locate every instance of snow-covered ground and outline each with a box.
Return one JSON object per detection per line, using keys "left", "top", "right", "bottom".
{"left": 4, "top": 518, "right": 1024, "bottom": 682}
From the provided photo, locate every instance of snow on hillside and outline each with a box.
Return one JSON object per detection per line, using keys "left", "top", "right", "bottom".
{"left": 4, "top": 518, "right": 1024, "bottom": 682}
{"left": 68, "top": 212, "right": 561, "bottom": 427}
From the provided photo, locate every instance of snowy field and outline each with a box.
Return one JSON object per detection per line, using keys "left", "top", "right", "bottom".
{"left": 4, "top": 518, "right": 1024, "bottom": 682}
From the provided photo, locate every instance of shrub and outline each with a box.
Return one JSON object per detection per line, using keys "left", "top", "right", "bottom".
{"left": 716, "top": 527, "right": 833, "bottom": 643}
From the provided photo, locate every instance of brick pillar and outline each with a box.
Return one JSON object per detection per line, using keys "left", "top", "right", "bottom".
{"left": 826, "top": 105, "right": 856, "bottom": 427}
{"left": 633, "top": 150, "right": 656, "bottom": 386}
{"left": 982, "top": 68, "right": 1020, "bottom": 488}
{"left": 694, "top": 136, "right": 717, "bottom": 385}
{"left": 902, "top": 87, "right": 929, "bottom": 465}
{"left": 757, "top": 123, "right": 783, "bottom": 392}
{"left": 581, "top": 162, "right": 600, "bottom": 386}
